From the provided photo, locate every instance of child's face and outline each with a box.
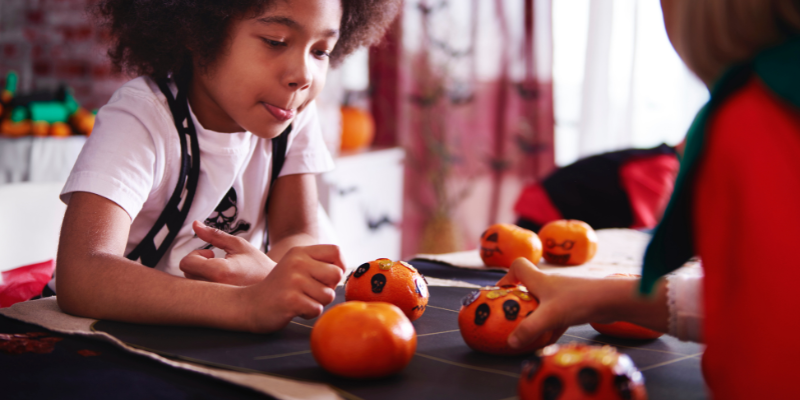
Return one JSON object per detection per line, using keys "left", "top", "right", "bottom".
{"left": 190, "top": 0, "right": 342, "bottom": 138}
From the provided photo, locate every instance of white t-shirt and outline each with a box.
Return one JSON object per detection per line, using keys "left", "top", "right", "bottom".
{"left": 60, "top": 76, "right": 335, "bottom": 277}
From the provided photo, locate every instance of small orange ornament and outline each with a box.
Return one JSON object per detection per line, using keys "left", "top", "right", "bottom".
{"left": 0, "top": 119, "right": 31, "bottom": 137}
{"left": 344, "top": 258, "right": 429, "bottom": 321}
{"left": 480, "top": 224, "right": 543, "bottom": 268}
{"left": 519, "top": 343, "right": 648, "bottom": 400}
{"left": 31, "top": 121, "right": 49, "bottom": 137}
{"left": 311, "top": 301, "right": 417, "bottom": 379}
{"left": 339, "top": 106, "right": 375, "bottom": 152}
{"left": 538, "top": 219, "right": 598, "bottom": 265}
{"left": 458, "top": 285, "right": 565, "bottom": 355}
{"left": 49, "top": 122, "right": 71, "bottom": 137}
{"left": 590, "top": 274, "right": 663, "bottom": 340}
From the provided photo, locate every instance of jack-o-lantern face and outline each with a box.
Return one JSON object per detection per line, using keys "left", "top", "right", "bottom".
{"left": 538, "top": 220, "right": 598, "bottom": 266}
{"left": 590, "top": 274, "right": 663, "bottom": 340}
{"left": 480, "top": 224, "right": 543, "bottom": 268}
{"left": 458, "top": 285, "right": 565, "bottom": 355}
{"left": 518, "top": 343, "right": 647, "bottom": 400}
{"left": 345, "top": 258, "right": 429, "bottom": 321}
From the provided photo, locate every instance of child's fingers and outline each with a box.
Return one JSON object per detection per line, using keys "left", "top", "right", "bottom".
{"left": 507, "top": 303, "right": 561, "bottom": 349}
{"left": 307, "top": 261, "right": 344, "bottom": 287}
{"left": 192, "top": 220, "right": 249, "bottom": 254}
{"left": 302, "top": 281, "right": 337, "bottom": 306}
{"left": 180, "top": 250, "right": 226, "bottom": 282}
{"left": 291, "top": 294, "right": 325, "bottom": 320}
{"left": 302, "top": 244, "right": 346, "bottom": 272}
{"left": 496, "top": 257, "right": 543, "bottom": 288}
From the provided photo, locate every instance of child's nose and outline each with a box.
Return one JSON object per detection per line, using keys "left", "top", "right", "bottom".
{"left": 284, "top": 53, "right": 313, "bottom": 91}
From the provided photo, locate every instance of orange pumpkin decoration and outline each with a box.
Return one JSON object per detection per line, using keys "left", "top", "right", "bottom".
{"left": 31, "top": 121, "right": 49, "bottom": 137}
{"left": 344, "top": 258, "right": 429, "bottom": 321}
{"left": 0, "top": 120, "right": 31, "bottom": 137}
{"left": 480, "top": 224, "right": 543, "bottom": 268}
{"left": 340, "top": 106, "right": 375, "bottom": 152}
{"left": 590, "top": 274, "right": 663, "bottom": 340}
{"left": 311, "top": 301, "right": 417, "bottom": 379}
{"left": 538, "top": 219, "right": 598, "bottom": 266}
{"left": 49, "top": 122, "right": 71, "bottom": 137}
{"left": 519, "top": 343, "right": 648, "bottom": 400}
{"left": 458, "top": 285, "right": 565, "bottom": 355}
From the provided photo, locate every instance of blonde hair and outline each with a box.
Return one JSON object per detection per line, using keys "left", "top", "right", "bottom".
{"left": 672, "top": 0, "right": 800, "bottom": 84}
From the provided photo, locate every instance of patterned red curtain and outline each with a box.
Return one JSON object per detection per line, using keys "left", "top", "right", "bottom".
{"left": 371, "top": 0, "right": 554, "bottom": 257}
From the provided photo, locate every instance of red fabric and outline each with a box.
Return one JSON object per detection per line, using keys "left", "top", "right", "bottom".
{"left": 620, "top": 154, "right": 679, "bottom": 229}
{"left": 513, "top": 183, "right": 563, "bottom": 226}
{"left": 694, "top": 78, "right": 800, "bottom": 399}
{"left": 0, "top": 260, "right": 54, "bottom": 308}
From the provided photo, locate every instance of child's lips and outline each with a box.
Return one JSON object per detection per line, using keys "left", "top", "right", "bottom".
{"left": 262, "top": 102, "right": 295, "bottom": 122}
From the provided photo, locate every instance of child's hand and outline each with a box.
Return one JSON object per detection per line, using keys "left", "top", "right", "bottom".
{"left": 497, "top": 258, "right": 608, "bottom": 349}
{"left": 239, "top": 245, "right": 345, "bottom": 333}
{"left": 180, "top": 221, "right": 276, "bottom": 286}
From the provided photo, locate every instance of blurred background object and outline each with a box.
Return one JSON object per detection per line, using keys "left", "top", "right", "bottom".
{"left": 0, "top": 0, "right": 708, "bottom": 264}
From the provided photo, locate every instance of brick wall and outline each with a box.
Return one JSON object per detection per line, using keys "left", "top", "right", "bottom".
{"left": 0, "top": 0, "right": 126, "bottom": 111}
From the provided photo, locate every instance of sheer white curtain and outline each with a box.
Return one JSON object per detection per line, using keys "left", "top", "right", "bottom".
{"left": 553, "top": 0, "right": 709, "bottom": 166}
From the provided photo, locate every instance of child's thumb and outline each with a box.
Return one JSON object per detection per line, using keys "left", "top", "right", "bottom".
{"left": 507, "top": 303, "right": 559, "bottom": 350}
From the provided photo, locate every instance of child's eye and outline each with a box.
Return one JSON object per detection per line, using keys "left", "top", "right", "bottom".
{"left": 313, "top": 50, "right": 331, "bottom": 59}
{"left": 261, "top": 38, "right": 286, "bottom": 47}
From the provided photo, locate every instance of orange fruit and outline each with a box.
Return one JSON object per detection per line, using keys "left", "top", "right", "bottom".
{"left": 539, "top": 219, "right": 598, "bottom": 265}
{"left": 458, "top": 285, "right": 565, "bottom": 355}
{"left": 480, "top": 223, "right": 543, "bottom": 268}
{"left": 311, "top": 301, "right": 417, "bottom": 379}
{"left": 31, "top": 121, "right": 49, "bottom": 136}
{"left": 49, "top": 122, "right": 71, "bottom": 137}
{"left": 590, "top": 274, "right": 663, "bottom": 340}
{"left": 519, "top": 343, "right": 648, "bottom": 400}
{"left": 340, "top": 106, "right": 375, "bottom": 151}
{"left": 344, "top": 258, "right": 429, "bottom": 321}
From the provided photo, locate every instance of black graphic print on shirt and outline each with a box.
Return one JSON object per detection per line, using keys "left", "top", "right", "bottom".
{"left": 200, "top": 187, "right": 251, "bottom": 249}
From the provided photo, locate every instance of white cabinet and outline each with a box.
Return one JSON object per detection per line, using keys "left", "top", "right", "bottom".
{"left": 318, "top": 147, "right": 404, "bottom": 268}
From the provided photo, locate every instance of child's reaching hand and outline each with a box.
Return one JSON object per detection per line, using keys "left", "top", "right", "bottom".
{"left": 239, "top": 244, "right": 346, "bottom": 333}
{"left": 497, "top": 258, "right": 669, "bottom": 350}
{"left": 180, "top": 221, "right": 277, "bottom": 286}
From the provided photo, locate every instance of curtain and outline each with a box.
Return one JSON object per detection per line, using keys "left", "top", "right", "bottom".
{"left": 554, "top": 0, "right": 709, "bottom": 166}
{"left": 393, "top": 0, "right": 555, "bottom": 257}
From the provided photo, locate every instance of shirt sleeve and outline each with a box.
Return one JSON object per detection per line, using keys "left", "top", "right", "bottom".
{"left": 60, "top": 82, "right": 175, "bottom": 221}
{"left": 666, "top": 274, "right": 704, "bottom": 342}
{"left": 280, "top": 101, "right": 335, "bottom": 176}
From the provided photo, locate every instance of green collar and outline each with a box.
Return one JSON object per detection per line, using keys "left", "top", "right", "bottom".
{"left": 640, "top": 36, "right": 800, "bottom": 294}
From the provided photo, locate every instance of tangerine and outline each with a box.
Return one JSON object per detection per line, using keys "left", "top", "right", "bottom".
{"left": 344, "top": 258, "right": 429, "bottom": 321}
{"left": 518, "top": 343, "right": 648, "bottom": 400}
{"left": 538, "top": 219, "right": 598, "bottom": 265}
{"left": 340, "top": 106, "right": 375, "bottom": 152}
{"left": 480, "top": 223, "right": 543, "bottom": 268}
{"left": 310, "top": 301, "right": 417, "bottom": 379}
{"left": 458, "top": 285, "right": 565, "bottom": 355}
{"left": 590, "top": 274, "right": 663, "bottom": 340}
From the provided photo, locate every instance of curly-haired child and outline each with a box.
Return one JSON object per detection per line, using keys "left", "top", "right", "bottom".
{"left": 52, "top": 0, "right": 401, "bottom": 333}
{"left": 500, "top": 0, "right": 800, "bottom": 398}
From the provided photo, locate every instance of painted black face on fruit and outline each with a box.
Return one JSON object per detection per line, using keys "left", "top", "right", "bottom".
{"left": 371, "top": 273, "right": 386, "bottom": 293}
{"left": 480, "top": 230, "right": 503, "bottom": 259}
{"left": 354, "top": 263, "right": 370, "bottom": 278}
{"left": 474, "top": 303, "right": 491, "bottom": 325}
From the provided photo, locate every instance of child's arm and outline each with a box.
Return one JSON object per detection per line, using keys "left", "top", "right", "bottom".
{"left": 498, "top": 258, "right": 670, "bottom": 349}
{"left": 264, "top": 173, "right": 323, "bottom": 259}
{"left": 56, "top": 191, "right": 344, "bottom": 332}
{"left": 177, "top": 174, "right": 323, "bottom": 286}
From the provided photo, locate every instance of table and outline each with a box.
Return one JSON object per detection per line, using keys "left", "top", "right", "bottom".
{"left": 1, "top": 259, "right": 707, "bottom": 400}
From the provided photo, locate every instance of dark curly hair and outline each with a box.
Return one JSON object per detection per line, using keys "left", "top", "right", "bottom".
{"left": 92, "top": 0, "right": 401, "bottom": 78}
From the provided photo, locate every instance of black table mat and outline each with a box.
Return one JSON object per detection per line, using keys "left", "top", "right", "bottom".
{"left": 0, "top": 315, "right": 273, "bottom": 400}
{"left": 94, "top": 285, "right": 707, "bottom": 400}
